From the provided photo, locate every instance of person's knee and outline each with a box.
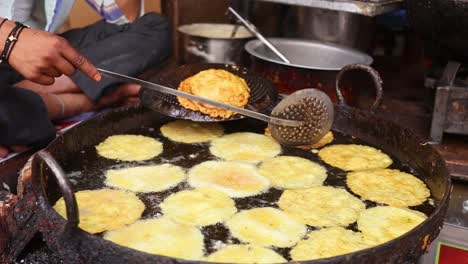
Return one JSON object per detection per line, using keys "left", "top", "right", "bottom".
{"left": 132, "top": 12, "right": 172, "bottom": 55}
{"left": 135, "top": 12, "right": 170, "bottom": 32}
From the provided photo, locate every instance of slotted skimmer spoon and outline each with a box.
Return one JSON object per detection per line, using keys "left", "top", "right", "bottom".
{"left": 98, "top": 69, "right": 334, "bottom": 146}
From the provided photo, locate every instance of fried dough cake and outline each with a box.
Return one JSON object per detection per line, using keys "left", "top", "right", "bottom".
{"left": 278, "top": 186, "right": 365, "bottom": 227}
{"left": 318, "top": 144, "right": 393, "bottom": 171}
{"left": 105, "top": 164, "right": 186, "bottom": 193}
{"left": 226, "top": 207, "right": 307, "bottom": 248}
{"left": 53, "top": 189, "right": 145, "bottom": 234}
{"left": 160, "top": 188, "right": 237, "bottom": 226}
{"left": 188, "top": 161, "right": 270, "bottom": 198}
{"left": 160, "top": 120, "right": 224, "bottom": 143}
{"left": 258, "top": 156, "right": 327, "bottom": 189}
{"left": 96, "top": 135, "right": 163, "bottom": 161}
{"left": 177, "top": 69, "right": 250, "bottom": 118}
{"left": 290, "top": 227, "right": 376, "bottom": 261}
{"left": 357, "top": 206, "right": 427, "bottom": 244}
{"left": 210, "top": 132, "right": 282, "bottom": 163}
{"left": 205, "top": 245, "right": 286, "bottom": 263}
{"left": 347, "top": 169, "right": 430, "bottom": 207}
{"left": 104, "top": 218, "right": 204, "bottom": 261}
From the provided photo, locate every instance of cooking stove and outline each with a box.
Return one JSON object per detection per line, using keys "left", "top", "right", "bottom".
{"left": 425, "top": 61, "right": 468, "bottom": 144}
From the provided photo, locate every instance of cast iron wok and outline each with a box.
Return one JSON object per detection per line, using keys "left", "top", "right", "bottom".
{"left": 29, "top": 100, "right": 451, "bottom": 263}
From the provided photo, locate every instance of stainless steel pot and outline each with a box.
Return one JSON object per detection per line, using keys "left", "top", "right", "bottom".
{"left": 250, "top": 3, "right": 376, "bottom": 52}
{"left": 245, "top": 38, "right": 375, "bottom": 105}
{"left": 178, "top": 23, "right": 254, "bottom": 65}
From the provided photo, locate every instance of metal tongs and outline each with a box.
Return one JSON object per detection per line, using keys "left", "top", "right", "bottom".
{"left": 227, "top": 7, "right": 290, "bottom": 64}
{"left": 98, "top": 69, "right": 302, "bottom": 127}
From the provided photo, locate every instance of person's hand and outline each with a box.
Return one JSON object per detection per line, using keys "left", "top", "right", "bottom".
{"left": 1, "top": 21, "right": 101, "bottom": 85}
{"left": 37, "top": 83, "right": 141, "bottom": 121}
{"left": 97, "top": 83, "right": 141, "bottom": 107}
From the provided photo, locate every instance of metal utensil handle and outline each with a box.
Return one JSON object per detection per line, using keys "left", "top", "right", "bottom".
{"left": 98, "top": 69, "right": 302, "bottom": 127}
{"left": 37, "top": 151, "right": 79, "bottom": 229}
{"left": 335, "top": 64, "right": 383, "bottom": 111}
{"left": 227, "top": 7, "right": 290, "bottom": 64}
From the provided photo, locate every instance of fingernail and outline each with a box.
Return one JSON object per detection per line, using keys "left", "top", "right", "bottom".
{"left": 93, "top": 73, "right": 101, "bottom": 82}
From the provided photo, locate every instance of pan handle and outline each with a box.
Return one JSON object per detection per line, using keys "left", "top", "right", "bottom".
{"left": 335, "top": 64, "right": 383, "bottom": 111}
{"left": 37, "top": 151, "right": 79, "bottom": 229}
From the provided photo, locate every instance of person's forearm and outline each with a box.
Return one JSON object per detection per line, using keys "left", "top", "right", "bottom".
{"left": 115, "top": 0, "right": 141, "bottom": 22}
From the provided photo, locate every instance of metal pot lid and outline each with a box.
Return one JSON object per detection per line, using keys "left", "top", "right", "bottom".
{"left": 178, "top": 23, "right": 253, "bottom": 40}
{"left": 245, "top": 38, "right": 373, "bottom": 70}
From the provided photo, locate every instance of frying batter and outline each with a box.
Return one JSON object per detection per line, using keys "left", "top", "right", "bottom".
{"left": 160, "top": 120, "right": 224, "bottom": 143}
{"left": 318, "top": 144, "right": 393, "bottom": 171}
{"left": 278, "top": 186, "right": 366, "bottom": 227}
{"left": 210, "top": 132, "right": 282, "bottom": 163}
{"left": 357, "top": 206, "right": 427, "bottom": 244}
{"left": 290, "top": 227, "right": 376, "bottom": 261}
{"left": 96, "top": 134, "right": 163, "bottom": 161}
{"left": 104, "top": 218, "right": 204, "bottom": 261}
{"left": 258, "top": 156, "right": 327, "bottom": 189}
{"left": 347, "top": 169, "right": 430, "bottom": 207}
{"left": 226, "top": 207, "right": 307, "bottom": 248}
{"left": 160, "top": 188, "right": 237, "bottom": 226}
{"left": 53, "top": 189, "right": 144, "bottom": 234}
{"left": 188, "top": 161, "right": 270, "bottom": 198}
{"left": 105, "top": 164, "right": 186, "bottom": 193}
{"left": 177, "top": 69, "right": 250, "bottom": 118}
{"left": 204, "top": 245, "right": 286, "bottom": 263}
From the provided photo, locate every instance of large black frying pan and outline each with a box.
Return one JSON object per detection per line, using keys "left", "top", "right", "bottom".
{"left": 28, "top": 95, "right": 451, "bottom": 263}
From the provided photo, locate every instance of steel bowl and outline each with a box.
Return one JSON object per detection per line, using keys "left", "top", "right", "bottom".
{"left": 178, "top": 23, "right": 254, "bottom": 65}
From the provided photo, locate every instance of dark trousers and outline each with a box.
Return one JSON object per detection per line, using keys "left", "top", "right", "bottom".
{"left": 0, "top": 13, "right": 171, "bottom": 146}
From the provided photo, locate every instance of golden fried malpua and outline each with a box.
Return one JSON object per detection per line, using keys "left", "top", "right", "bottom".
{"left": 290, "top": 227, "right": 376, "bottom": 261}
{"left": 357, "top": 206, "right": 427, "bottom": 244}
{"left": 160, "top": 188, "right": 237, "bottom": 226}
{"left": 103, "top": 218, "right": 204, "bottom": 261}
{"left": 105, "top": 164, "right": 186, "bottom": 193}
{"left": 258, "top": 156, "right": 327, "bottom": 189}
{"left": 96, "top": 135, "right": 163, "bottom": 161}
{"left": 177, "top": 69, "right": 250, "bottom": 118}
{"left": 210, "top": 132, "right": 282, "bottom": 164}
{"left": 188, "top": 161, "right": 270, "bottom": 198}
{"left": 160, "top": 120, "right": 224, "bottom": 143}
{"left": 318, "top": 144, "right": 393, "bottom": 171}
{"left": 226, "top": 207, "right": 307, "bottom": 248}
{"left": 278, "top": 186, "right": 365, "bottom": 227}
{"left": 53, "top": 189, "right": 145, "bottom": 234}
{"left": 347, "top": 169, "right": 430, "bottom": 207}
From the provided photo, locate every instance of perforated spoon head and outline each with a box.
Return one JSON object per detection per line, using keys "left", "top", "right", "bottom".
{"left": 269, "top": 89, "right": 334, "bottom": 146}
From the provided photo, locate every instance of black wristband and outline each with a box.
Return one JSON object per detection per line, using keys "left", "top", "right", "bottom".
{"left": 6, "top": 25, "right": 26, "bottom": 63}
{"left": 0, "top": 22, "right": 27, "bottom": 64}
